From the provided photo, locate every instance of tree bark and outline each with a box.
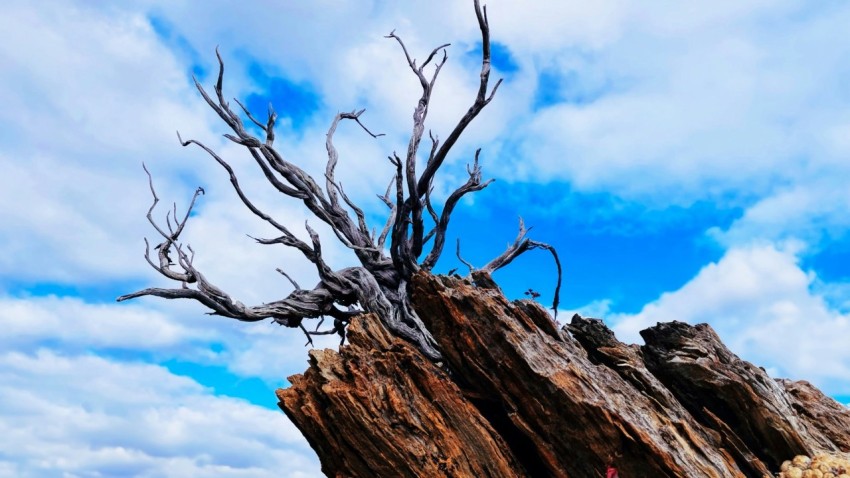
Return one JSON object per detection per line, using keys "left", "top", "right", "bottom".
{"left": 278, "top": 273, "right": 850, "bottom": 477}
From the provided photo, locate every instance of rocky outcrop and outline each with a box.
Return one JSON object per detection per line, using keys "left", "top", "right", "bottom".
{"left": 779, "top": 379, "right": 850, "bottom": 453}
{"left": 276, "top": 309, "right": 524, "bottom": 477}
{"left": 639, "top": 321, "right": 841, "bottom": 470}
{"left": 277, "top": 272, "right": 850, "bottom": 477}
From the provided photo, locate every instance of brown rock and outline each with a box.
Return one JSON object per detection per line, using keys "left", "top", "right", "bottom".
{"left": 780, "top": 379, "right": 850, "bottom": 452}
{"left": 276, "top": 312, "right": 524, "bottom": 478}
{"left": 641, "top": 321, "right": 841, "bottom": 470}
{"left": 568, "top": 315, "right": 771, "bottom": 477}
{"left": 277, "top": 272, "right": 850, "bottom": 477}
{"left": 412, "top": 273, "right": 743, "bottom": 477}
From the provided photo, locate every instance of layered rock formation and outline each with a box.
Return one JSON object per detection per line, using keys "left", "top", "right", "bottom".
{"left": 277, "top": 272, "right": 849, "bottom": 477}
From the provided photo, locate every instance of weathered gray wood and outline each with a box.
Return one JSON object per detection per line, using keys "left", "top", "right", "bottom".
{"left": 118, "top": 0, "right": 561, "bottom": 361}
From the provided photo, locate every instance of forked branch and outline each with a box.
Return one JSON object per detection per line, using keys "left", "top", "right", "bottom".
{"left": 118, "top": 172, "right": 357, "bottom": 329}
{"left": 119, "top": 0, "right": 560, "bottom": 361}
{"left": 459, "top": 218, "right": 563, "bottom": 317}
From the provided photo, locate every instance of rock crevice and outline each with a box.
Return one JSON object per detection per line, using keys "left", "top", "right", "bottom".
{"left": 277, "top": 273, "right": 849, "bottom": 477}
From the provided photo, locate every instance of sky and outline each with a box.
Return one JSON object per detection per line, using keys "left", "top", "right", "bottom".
{"left": 1, "top": 0, "right": 849, "bottom": 476}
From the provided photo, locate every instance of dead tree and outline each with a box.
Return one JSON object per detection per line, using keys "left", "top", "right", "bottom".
{"left": 118, "top": 0, "right": 560, "bottom": 361}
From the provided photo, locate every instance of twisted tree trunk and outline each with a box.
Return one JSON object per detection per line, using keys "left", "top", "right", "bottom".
{"left": 278, "top": 273, "right": 850, "bottom": 477}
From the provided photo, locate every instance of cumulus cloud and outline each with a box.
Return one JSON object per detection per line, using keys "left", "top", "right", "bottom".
{"left": 510, "top": 2, "right": 850, "bottom": 199}
{"left": 4, "top": 0, "right": 850, "bottom": 474}
{"left": 0, "top": 2, "right": 386, "bottom": 473}
{"left": 611, "top": 244, "right": 850, "bottom": 395}
{"left": 0, "top": 0, "right": 364, "bottom": 291}
{"left": 0, "top": 295, "right": 210, "bottom": 350}
{"left": 11, "top": 0, "right": 844, "bottom": 229}
{"left": 0, "top": 0, "right": 217, "bottom": 285}
{"left": 131, "top": 0, "right": 850, "bottom": 258}
{"left": 710, "top": 180, "right": 850, "bottom": 248}
{"left": 0, "top": 292, "right": 338, "bottom": 387}
{"left": 559, "top": 299, "right": 613, "bottom": 322}
{"left": 0, "top": 350, "right": 321, "bottom": 477}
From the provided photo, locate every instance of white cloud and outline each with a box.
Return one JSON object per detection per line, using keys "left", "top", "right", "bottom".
{"left": 0, "top": 295, "right": 210, "bottom": 350}
{"left": 0, "top": 0, "right": 220, "bottom": 285}
{"left": 0, "top": 2, "right": 208, "bottom": 158}
{"left": 499, "top": 1, "right": 850, "bottom": 212}
{"left": 7, "top": 0, "right": 844, "bottom": 244}
{"left": 710, "top": 180, "right": 850, "bottom": 248}
{"left": 0, "top": 289, "right": 341, "bottom": 384}
{"left": 611, "top": 244, "right": 850, "bottom": 395}
{"left": 129, "top": 0, "right": 849, "bottom": 258}
{"left": 559, "top": 298, "right": 613, "bottom": 322}
{"left": 3, "top": 0, "right": 850, "bottom": 473}
{"left": 0, "top": 0, "right": 367, "bottom": 302}
{"left": 0, "top": 350, "right": 321, "bottom": 477}
{"left": 489, "top": 1, "right": 632, "bottom": 51}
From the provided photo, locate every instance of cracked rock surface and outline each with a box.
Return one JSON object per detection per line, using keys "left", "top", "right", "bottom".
{"left": 278, "top": 272, "right": 850, "bottom": 477}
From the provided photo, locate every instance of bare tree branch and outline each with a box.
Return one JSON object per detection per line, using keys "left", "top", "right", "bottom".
{"left": 120, "top": 1, "right": 560, "bottom": 363}
{"left": 420, "top": 149, "right": 494, "bottom": 270}
{"left": 480, "top": 218, "right": 563, "bottom": 317}
{"left": 456, "top": 238, "right": 475, "bottom": 274}
{"left": 414, "top": 0, "right": 502, "bottom": 198}
{"left": 377, "top": 175, "right": 397, "bottom": 250}
{"left": 276, "top": 268, "right": 301, "bottom": 290}
{"left": 234, "top": 98, "right": 267, "bottom": 132}
{"left": 384, "top": 29, "right": 451, "bottom": 268}
{"left": 139, "top": 163, "right": 203, "bottom": 283}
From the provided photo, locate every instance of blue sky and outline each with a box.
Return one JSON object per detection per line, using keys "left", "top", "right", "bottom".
{"left": 1, "top": 0, "right": 850, "bottom": 476}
